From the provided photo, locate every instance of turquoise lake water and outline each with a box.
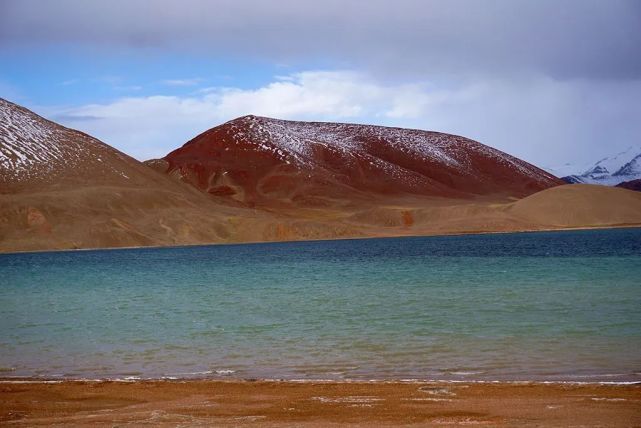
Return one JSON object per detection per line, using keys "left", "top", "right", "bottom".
{"left": 1, "top": 228, "right": 640, "bottom": 382}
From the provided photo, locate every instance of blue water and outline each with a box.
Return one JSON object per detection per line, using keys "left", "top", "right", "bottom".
{"left": 1, "top": 228, "right": 640, "bottom": 382}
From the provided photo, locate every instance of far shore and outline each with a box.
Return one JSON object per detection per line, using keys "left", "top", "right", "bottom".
{"left": 2, "top": 223, "right": 640, "bottom": 256}
{"left": 3, "top": 183, "right": 641, "bottom": 255}
{"left": 1, "top": 379, "right": 640, "bottom": 426}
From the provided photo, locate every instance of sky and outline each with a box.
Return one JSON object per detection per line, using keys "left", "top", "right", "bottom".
{"left": 1, "top": 0, "right": 640, "bottom": 175}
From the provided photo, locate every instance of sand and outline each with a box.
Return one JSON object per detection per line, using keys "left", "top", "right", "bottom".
{"left": 1, "top": 380, "right": 639, "bottom": 426}
{"left": 508, "top": 184, "right": 641, "bottom": 227}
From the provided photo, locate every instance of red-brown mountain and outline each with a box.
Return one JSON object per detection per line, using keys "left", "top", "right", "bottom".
{"left": 155, "top": 115, "right": 562, "bottom": 208}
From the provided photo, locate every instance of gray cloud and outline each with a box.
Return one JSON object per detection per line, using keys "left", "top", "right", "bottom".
{"left": 4, "top": 0, "right": 641, "bottom": 172}
{"left": 1, "top": 0, "right": 640, "bottom": 80}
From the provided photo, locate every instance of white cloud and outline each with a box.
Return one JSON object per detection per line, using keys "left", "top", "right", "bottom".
{"left": 209, "top": 71, "right": 418, "bottom": 119}
{"left": 114, "top": 85, "right": 143, "bottom": 91}
{"left": 49, "top": 71, "right": 432, "bottom": 159}
{"left": 161, "top": 78, "right": 204, "bottom": 87}
{"left": 46, "top": 71, "right": 641, "bottom": 173}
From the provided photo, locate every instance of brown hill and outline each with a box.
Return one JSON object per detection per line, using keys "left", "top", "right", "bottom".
{"left": 151, "top": 115, "right": 563, "bottom": 209}
{"left": 508, "top": 184, "right": 641, "bottom": 228}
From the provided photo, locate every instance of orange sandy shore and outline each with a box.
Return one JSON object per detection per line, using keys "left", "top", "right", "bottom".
{"left": 1, "top": 380, "right": 640, "bottom": 426}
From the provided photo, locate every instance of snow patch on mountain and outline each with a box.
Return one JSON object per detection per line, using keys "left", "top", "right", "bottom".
{"left": 0, "top": 98, "right": 147, "bottom": 193}
{"left": 225, "top": 115, "right": 554, "bottom": 183}
{"left": 0, "top": 98, "right": 133, "bottom": 190}
{"left": 1, "top": 99, "right": 62, "bottom": 180}
{"left": 614, "top": 154, "right": 641, "bottom": 178}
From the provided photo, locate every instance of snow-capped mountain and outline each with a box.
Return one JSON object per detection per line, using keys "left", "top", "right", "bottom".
{"left": 562, "top": 146, "right": 641, "bottom": 186}
{"left": 153, "top": 115, "right": 562, "bottom": 207}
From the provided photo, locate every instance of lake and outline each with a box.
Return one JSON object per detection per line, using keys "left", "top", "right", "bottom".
{"left": 1, "top": 228, "right": 640, "bottom": 382}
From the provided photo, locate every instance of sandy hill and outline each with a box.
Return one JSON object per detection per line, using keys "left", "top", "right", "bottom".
{"left": 148, "top": 115, "right": 562, "bottom": 209}
{"left": 315, "top": 184, "right": 641, "bottom": 239}
{"left": 509, "top": 184, "right": 641, "bottom": 227}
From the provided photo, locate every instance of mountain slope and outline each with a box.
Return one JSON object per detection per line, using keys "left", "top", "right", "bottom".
{"left": 1, "top": 98, "right": 181, "bottom": 194}
{"left": 152, "top": 115, "right": 562, "bottom": 208}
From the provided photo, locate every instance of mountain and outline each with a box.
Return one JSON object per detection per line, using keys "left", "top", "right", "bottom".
{"left": 3, "top": 99, "right": 641, "bottom": 253}
{"left": 1, "top": 98, "right": 188, "bottom": 194}
{"left": 561, "top": 146, "right": 641, "bottom": 185}
{"left": 149, "top": 115, "right": 562, "bottom": 209}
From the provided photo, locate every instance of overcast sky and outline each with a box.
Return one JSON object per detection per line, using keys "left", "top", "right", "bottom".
{"left": 1, "top": 0, "right": 640, "bottom": 174}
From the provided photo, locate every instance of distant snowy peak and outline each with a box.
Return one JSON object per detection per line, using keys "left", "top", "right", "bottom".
{"left": 543, "top": 163, "right": 582, "bottom": 178}
{"left": 587, "top": 146, "right": 641, "bottom": 175}
{"left": 562, "top": 146, "right": 641, "bottom": 186}
{"left": 614, "top": 154, "right": 641, "bottom": 177}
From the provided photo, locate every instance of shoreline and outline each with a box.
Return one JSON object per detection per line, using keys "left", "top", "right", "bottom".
{"left": 2, "top": 377, "right": 641, "bottom": 386}
{"left": 2, "top": 379, "right": 640, "bottom": 426}
{"left": 2, "top": 223, "right": 640, "bottom": 256}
